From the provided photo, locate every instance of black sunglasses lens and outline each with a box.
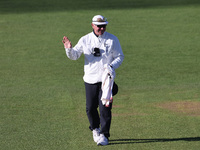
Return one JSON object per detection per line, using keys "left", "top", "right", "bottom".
{"left": 97, "top": 25, "right": 106, "bottom": 28}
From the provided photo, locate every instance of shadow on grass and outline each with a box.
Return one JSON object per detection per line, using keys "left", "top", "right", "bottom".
{"left": 109, "top": 137, "right": 200, "bottom": 145}
{"left": 1, "top": 0, "right": 200, "bottom": 14}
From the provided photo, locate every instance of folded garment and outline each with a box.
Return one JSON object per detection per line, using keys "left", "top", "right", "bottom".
{"left": 101, "top": 64, "right": 115, "bottom": 107}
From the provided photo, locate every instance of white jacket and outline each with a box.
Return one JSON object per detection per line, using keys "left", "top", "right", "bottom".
{"left": 65, "top": 31, "right": 124, "bottom": 84}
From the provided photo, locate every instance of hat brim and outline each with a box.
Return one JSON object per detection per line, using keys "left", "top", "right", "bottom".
{"left": 92, "top": 21, "right": 108, "bottom": 25}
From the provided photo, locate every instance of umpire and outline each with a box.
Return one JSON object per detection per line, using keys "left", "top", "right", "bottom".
{"left": 62, "top": 15, "right": 124, "bottom": 146}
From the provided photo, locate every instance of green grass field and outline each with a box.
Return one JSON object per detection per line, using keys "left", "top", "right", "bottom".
{"left": 1, "top": 0, "right": 200, "bottom": 149}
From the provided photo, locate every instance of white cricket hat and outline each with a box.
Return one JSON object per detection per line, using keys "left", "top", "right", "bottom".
{"left": 92, "top": 15, "right": 108, "bottom": 25}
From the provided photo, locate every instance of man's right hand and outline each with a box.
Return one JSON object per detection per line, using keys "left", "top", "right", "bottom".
{"left": 62, "top": 36, "right": 72, "bottom": 48}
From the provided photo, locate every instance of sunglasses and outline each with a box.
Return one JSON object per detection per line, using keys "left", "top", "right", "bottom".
{"left": 97, "top": 25, "right": 107, "bottom": 28}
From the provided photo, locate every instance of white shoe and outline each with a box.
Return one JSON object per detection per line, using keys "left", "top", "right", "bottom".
{"left": 92, "top": 128, "right": 100, "bottom": 143}
{"left": 97, "top": 134, "right": 109, "bottom": 146}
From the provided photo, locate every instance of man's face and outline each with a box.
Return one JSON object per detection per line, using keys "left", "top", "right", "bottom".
{"left": 92, "top": 24, "right": 107, "bottom": 36}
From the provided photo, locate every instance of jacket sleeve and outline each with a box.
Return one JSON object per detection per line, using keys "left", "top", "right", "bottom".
{"left": 110, "top": 37, "right": 124, "bottom": 69}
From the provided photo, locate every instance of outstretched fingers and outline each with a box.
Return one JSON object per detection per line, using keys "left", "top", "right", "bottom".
{"left": 62, "top": 36, "right": 72, "bottom": 48}
{"left": 63, "top": 36, "right": 70, "bottom": 43}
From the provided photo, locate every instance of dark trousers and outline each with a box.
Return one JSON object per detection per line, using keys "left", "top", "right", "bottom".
{"left": 85, "top": 82, "right": 112, "bottom": 138}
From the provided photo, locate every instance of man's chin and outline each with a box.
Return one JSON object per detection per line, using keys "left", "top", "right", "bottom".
{"left": 99, "top": 31, "right": 105, "bottom": 35}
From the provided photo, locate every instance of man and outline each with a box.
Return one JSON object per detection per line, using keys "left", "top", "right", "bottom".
{"left": 62, "top": 15, "right": 124, "bottom": 146}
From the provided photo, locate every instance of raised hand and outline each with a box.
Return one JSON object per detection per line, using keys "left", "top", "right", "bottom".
{"left": 62, "top": 36, "right": 72, "bottom": 48}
